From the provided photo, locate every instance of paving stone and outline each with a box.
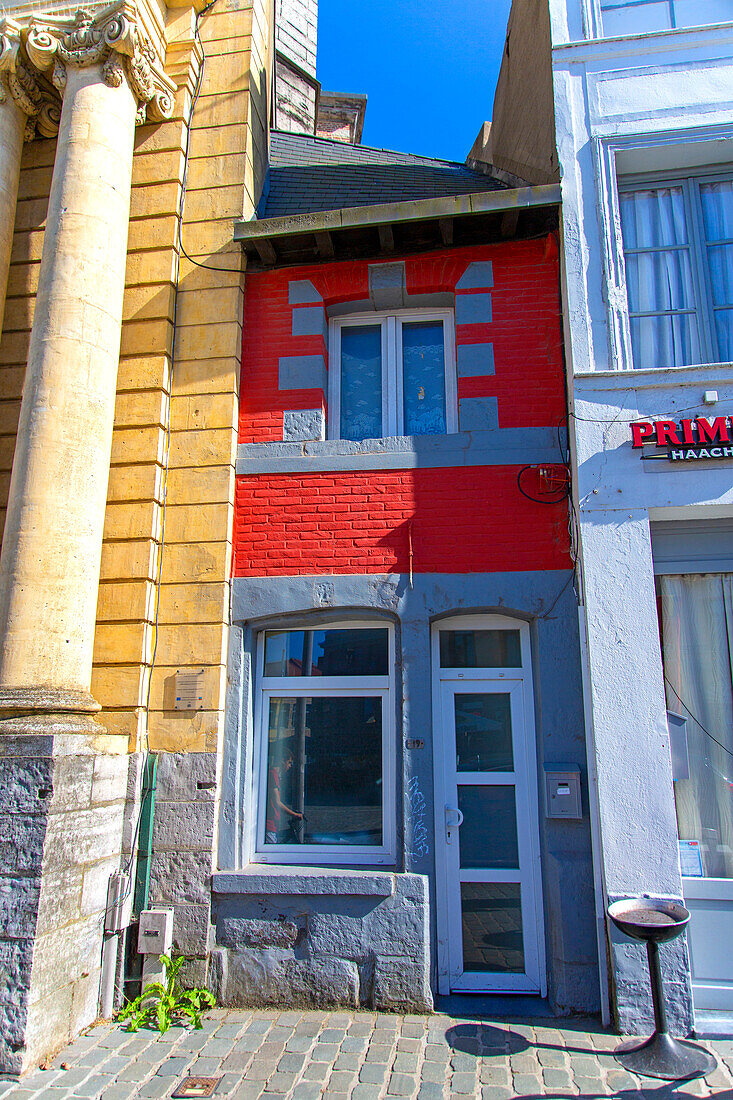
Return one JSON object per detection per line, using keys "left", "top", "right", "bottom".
{"left": 352, "top": 1087, "right": 382, "bottom": 1100}
{"left": 218, "top": 1024, "right": 247, "bottom": 1039}
{"left": 116, "top": 1060, "right": 155, "bottom": 1084}
{"left": 359, "top": 1062, "right": 389, "bottom": 1084}
{"left": 284, "top": 1037, "right": 314, "bottom": 1053}
{"left": 53, "top": 1068, "right": 94, "bottom": 1088}
{"left": 537, "top": 1047, "right": 566, "bottom": 1068}
{"left": 341, "top": 1037, "right": 367, "bottom": 1053}
{"left": 423, "top": 1046, "right": 450, "bottom": 1063}
{"left": 266, "top": 1073, "right": 297, "bottom": 1092}
{"left": 246, "top": 1020, "right": 273, "bottom": 1034}
{"left": 277, "top": 1053, "right": 306, "bottom": 1072}
{"left": 572, "top": 1077, "right": 607, "bottom": 1094}
{"left": 156, "top": 1056, "right": 191, "bottom": 1077}
{"left": 190, "top": 1057, "right": 225, "bottom": 1076}
{"left": 364, "top": 1044, "right": 395, "bottom": 1062}
{"left": 511, "top": 1073, "right": 542, "bottom": 1094}
{"left": 234, "top": 1034, "right": 266, "bottom": 1052}
{"left": 223, "top": 1052, "right": 254, "bottom": 1072}
{"left": 245, "top": 1058, "right": 280, "bottom": 1080}
{"left": 543, "top": 1067, "right": 573, "bottom": 1087}
{"left": 327, "top": 1070, "right": 356, "bottom": 1091}
{"left": 415, "top": 1083, "right": 443, "bottom": 1100}
{"left": 73, "top": 1075, "right": 117, "bottom": 1097}
{"left": 449, "top": 1055, "right": 476, "bottom": 1073}
{"left": 95, "top": 1086, "right": 137, "bottom": 1100}
{"left": 397, "top": 1039, "right": 421, "bottom": 1054}
{"left": 312, "top": 1044, "right": 340, "bottom": 1062}
{"left": 230, "top": 1086, "right": 264, "bottom": 1100}
{"left": 215, "top": 1072, "right": 246, "bottom": 1094}
{"left": 393, "top": 1053, "right": 419, "bottom": 1073}
{"left": 480, "top": 1089, "right": 513, "bottom": 1100}
{"left": 348, "top": 1021, "right": 374, "bottom": 1037}
{"left": 450, "top": 1071, "right": 477, "bottom": 1094}
{"left": 387, "top": 1072, "right": 417, "bottom": 1096}
{"left": 479, "top": 1065, "right": 511, "bottom": 1085}
{"left": 135, "top": 1077, "right": 172, "bottom": 1098}
{"left": 420, "top": 1062, "right": 447, "bottom": 1083}
{"left": 301, "top": 1062, "right": 330, "bottom": 1082}
{"left": 291, "top": 1084, "right": 324, "bottom": 1100}
{"left": 200, "top": 1040, "right": 235, "bottom": 1059}
{"left": 333, "top": 1054, "right": 360, "bottom": 1071}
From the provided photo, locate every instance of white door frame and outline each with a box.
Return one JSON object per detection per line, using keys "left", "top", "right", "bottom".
{"left": 431, "top": 614, "right": 546, "bottom": 996}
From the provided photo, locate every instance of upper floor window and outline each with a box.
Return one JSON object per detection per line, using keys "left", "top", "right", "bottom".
{"left": 619, "top": 173, "right": 733, "bottom": 369}
{"left": 328, "top": 310, "right": 457, "bottom": 441}
{"left": 600, "top": 0, "right": 733, "bottom": 35}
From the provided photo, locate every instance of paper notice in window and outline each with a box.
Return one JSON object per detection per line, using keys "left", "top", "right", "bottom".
{"left": 679, "top": 839, "right": 703, "bottom": 878}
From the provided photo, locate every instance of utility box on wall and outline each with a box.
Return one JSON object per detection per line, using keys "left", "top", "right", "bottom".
{"left": 544, "top": 763, "right": 582, "bottom": 820}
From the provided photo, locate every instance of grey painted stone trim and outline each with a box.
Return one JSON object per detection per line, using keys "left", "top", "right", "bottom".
{"left": 292, "top": 305, "right": 326, "bottom": 337}
{"left": 283, "top": 408, "right": 325, "bottom": 442}
{"left": 328, "top": 292, "right": 454, "bottom": 318}
{"left": 459, "top": 396, "right": 500, "bottom": 431}
{"left": 288, "top": 279, "right": 322, "bottom": 304}
{"left": 236, "top": 427, "right": 566, "bottom": 474}
{"left": 278, "top": 354, "right": 327, "bottom": 392}
{"left": 456, "top": 342, "right": 495, "bottom": 378}
{"left": 213, "top": 869, "right": 396, "bottom": 896}
{"left": 455, "top": 292, "right": 492, "bottom": 325}
{"left": 369, "top": 261, "right": 406, "bottom": 311}
{"left": 456, "top": 261, "right": 494, "bottom": 290}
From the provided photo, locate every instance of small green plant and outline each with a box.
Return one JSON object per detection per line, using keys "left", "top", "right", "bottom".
{"left": 118, "top": 953, "right": 215, "bottom": 1033}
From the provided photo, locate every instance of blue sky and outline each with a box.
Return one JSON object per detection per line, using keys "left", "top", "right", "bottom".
{"left": 316, "top": 0, "right": 513, "bottom": 163}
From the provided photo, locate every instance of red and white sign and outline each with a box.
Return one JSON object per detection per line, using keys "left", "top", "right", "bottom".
{"left": 631, "top": 417, "right": 733, "bottom": 461}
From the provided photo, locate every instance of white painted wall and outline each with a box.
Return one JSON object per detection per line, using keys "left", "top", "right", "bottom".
{"left": 548, "top": 0, "right": 733, "bottom": 1031}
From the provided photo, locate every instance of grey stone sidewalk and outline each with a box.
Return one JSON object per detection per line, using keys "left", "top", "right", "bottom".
{"left": 1, "top": 1009, "right": 732, "bottom": 1100}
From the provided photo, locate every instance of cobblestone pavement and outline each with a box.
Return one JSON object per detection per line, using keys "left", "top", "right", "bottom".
{"left": 1, "top": 1009, "right": 732, "bottom": 1100}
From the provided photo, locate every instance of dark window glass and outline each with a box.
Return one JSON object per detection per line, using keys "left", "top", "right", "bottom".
{"left": 264, "top": 629, "right": 389, "bottom": 677}
{"left": 440, "top": 630, "right": 521, "bottom": 668}
{"left": 455, "top": 693, "right": 514, "bottom": 772}
{"left": 458, "top": 786, "right": 519, "bottom": 869}
{"left": 264, "top": 696, "right": 382, "bottom": 846}
{"left": 461, "top": 883, "right": 524, "bottom": 973}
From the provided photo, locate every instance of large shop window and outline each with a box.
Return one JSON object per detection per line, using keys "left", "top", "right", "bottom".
{"left": 657, "top": 574, "right": 733, "bottom": 878}
{"left": 254, "top": 624, "right": 396, "bottom": 865}
{"left": 600, "top": 0, "right": 733, "bottom": 35}
{"left": 328, "top": 310, "right": 457, "bottom": 441}
{"left": 618, "top": 174, "right": 733, "bottom": 369}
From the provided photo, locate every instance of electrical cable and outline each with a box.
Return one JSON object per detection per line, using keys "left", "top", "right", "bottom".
{"left": 663, "top": 675, "right": 733, "bottom": 762}
{"left": 516, "top": 463, "right": 570, "bottom": 504}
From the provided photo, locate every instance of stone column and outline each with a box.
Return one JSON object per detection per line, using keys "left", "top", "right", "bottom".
{"left": 0, "top": 2, "right": 175, "bottom": 1075}
{"left": 0, "top": 20, "right": 60, "bottom": 332}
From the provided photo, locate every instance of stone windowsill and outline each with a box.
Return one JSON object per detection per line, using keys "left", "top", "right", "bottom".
{"left": 212, "top": 867, "right": 396, "bottom": 897}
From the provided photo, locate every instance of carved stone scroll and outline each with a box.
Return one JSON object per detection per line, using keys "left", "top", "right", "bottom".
{"left": 25, "top": 1, "right": 175, "bottom": 124}
{"left": 0, "top": 18, "right": 60, "bottom": 140}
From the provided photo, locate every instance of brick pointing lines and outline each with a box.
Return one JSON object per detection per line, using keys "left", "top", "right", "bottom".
{"left": 233, "top": 465, "right": 572, "bottom": 576}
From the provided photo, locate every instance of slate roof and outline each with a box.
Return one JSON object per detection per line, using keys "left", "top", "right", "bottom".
{"left": 258, "top": 131, "right": 508, "bottom": 219}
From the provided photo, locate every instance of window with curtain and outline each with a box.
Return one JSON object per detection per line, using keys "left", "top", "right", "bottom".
{"left": 657, "top": 574, "right": 733, "bottom": 878}
{"left": 329, "top": 310, "right": 457, "bottom": 441}
{"left": 619, "top": 174, "right": 733, "bottom": 369}
{"left": 600, "top": 0, "right": 733, "bottom": 36}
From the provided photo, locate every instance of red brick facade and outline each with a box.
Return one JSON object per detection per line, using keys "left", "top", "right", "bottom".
{"left": 235, "top": 239, "right": 570, "bottom": 577}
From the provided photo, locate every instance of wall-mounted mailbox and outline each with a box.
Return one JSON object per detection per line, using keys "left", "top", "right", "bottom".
{"left": 544, "top": 763, "right": 582, "bottom": 820}
{"left": 138, "top": 907, "right": 173, "bottom": 956}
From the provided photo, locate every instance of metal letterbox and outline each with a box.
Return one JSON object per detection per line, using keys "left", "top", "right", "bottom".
{"left": 138, "top": 907, "right": 174, "bottom": 956}
{"left": 544, "top": 763, "right": 582, "bottom": 820}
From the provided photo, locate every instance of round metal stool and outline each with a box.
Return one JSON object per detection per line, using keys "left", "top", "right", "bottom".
{"left": 607, "top": 898, "right": 717, "bottom": 1081}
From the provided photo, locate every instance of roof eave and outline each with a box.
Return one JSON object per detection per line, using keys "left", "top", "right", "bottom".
{"left": 234, "top": 183, "right": 561, "bottom": 243}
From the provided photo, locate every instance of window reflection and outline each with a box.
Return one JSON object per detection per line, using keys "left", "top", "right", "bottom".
{"left": 264, "top": 628, "right": 389, "bottom": 677}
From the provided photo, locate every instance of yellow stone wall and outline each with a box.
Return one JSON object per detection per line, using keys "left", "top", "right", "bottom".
{"left": 0, "top": 0, "right": 272, "bottom": 754}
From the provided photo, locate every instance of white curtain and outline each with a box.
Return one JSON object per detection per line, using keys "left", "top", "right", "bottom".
{"left": 620, "top": 187, "right": 700, "bottom": 369}
{"left": 701, "top": 181, "right": 733, "bottom": 362}
{"left": 659, "top": 574, "right": 733, "bottom": 878}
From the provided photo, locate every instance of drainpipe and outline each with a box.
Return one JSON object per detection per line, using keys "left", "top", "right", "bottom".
{"left": 133, "top": 754, "right": 158, "bottom": 915}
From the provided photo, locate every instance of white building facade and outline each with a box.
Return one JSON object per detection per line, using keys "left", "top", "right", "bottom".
{"left": 490, "top": 0, "right": 733, "bottom": 1034}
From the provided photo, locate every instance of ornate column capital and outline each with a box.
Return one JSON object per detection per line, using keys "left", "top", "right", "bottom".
{"left": 0, "top": 17, "right": 61, "bottom": 140}
{"left": 25, "top": 1, "right": 175, "bottom": 124}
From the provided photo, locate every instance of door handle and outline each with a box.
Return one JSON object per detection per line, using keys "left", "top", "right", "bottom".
{"left": 445, "top": 805, "right": 464, "bottom": 843}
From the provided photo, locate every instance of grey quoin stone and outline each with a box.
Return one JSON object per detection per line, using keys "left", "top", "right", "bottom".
{"left": 283, "top": 408, "right": 326, "bottom": 442}
{"left": 455, "top": 292, "right": 492, "bottom": 325}
{"left": 278, "top": 354, "right": 327, "bottom": 392}
{"left": 292, "top": 306, "right": 326, "bottom": 338}
{"left": 458, "top": 396, "right": 499, "bottom": 431}
{"left": 456, "top": 342, "right": 495, "bottom": 378}
{"left": 456, "top": 261, "right": 494, "bottom": 290}
{"left": 288, "top": 279, "right": 322, "bottom": 305}
{"left": 369, "top": 262, "right": 406, "bottom": 310}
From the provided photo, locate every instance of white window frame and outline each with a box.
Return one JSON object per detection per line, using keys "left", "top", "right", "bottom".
{"left": 594, "top": 0, "right": 733, "bottom": 37}
{"left": 328, "top": 309, "right": 457, "bottom": 440}
{"left": 617, "top": 166, "right": 733, "bottom": 370}
{"left": 251, "top": 621, "right": 396, "bottom": 866}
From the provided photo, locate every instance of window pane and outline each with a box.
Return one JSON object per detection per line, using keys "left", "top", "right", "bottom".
{"left": 620, "top": 187, "right": 689, "bottom": 250}
{"left": 701, "top": 181, "right": 733, "bottom": 243}
{"left": 629, "top": 313, "right": 701, "bottom": 369}
{"left": 658, "top": 575, "right": 733, "bottom": 878}
{"left": 340, "top": 325, "right": 382, "bottom": 441}
{"left": 714, "top": 308, "right": 733, "bottom": 360}
{"left": 455, "top": 693, "right": 514, "bottom": 773}
{"left": 458, "top": 786, "right": 519, "bottom": 869}
{"left": 705, "top": 245, "right": 733, "bottom": 307}
{"left": 461, "top": 883, "right": 524, "bottom": 973}
{"left": 264, "top": 628, "right": 389, "bottom": 677}
{"left": 601, "top": 1, "right": 672, "bottom": 34}
{"left": 440, "top": 629, "right": 522, "bottom": 668}
{"left": 265, "top": 696, "right": 383, "bottom": 846}
{"left": 624, "top": 251, "right": 696, "bottom": 314}
{"left": 401, "top": 321, "right": 447, "bottom": 435}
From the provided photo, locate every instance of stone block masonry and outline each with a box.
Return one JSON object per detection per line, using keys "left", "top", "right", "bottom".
{"left": 0, "top": 733, "right": 129, "bottom": 1075}
{"left": 210, "top": 872, "right": 433, "bottom": 1011}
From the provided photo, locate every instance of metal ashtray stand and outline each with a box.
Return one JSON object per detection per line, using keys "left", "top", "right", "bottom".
{"left": 608, "top": 898, "right": 717, "bottom": 1081}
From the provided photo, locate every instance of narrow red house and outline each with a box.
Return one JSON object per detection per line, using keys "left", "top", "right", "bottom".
{"left": 212, "top": 132, "right": 599, "bottom": 1017}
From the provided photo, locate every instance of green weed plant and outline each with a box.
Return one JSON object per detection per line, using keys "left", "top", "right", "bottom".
{"left": 118, "top": 953, "right": 216, "bottom": 1033}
